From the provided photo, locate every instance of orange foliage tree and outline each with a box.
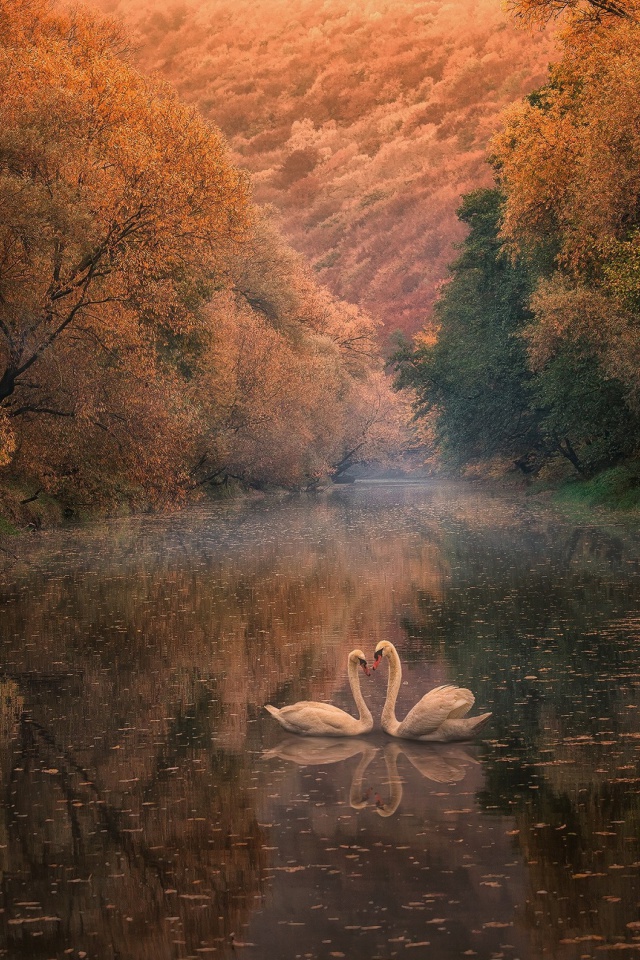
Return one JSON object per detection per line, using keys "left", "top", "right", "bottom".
{"left": 491, "top": 8, "right": 640, "bottom": 405}
{"left": 190, "top": 213, "right": 410, "bottom": 489}
{"left": 507, "top": 0, "right": 637, "bottom": 24}
{"left": 0, "top": 0, "right": 251, "bottom": 502}
{"left": 0, "top": 0, "right": 408, "bottom": 512}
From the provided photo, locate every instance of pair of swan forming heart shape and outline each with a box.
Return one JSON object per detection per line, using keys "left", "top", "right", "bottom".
{"left": 264, "top": 640, "right": 492, "bottom": 742}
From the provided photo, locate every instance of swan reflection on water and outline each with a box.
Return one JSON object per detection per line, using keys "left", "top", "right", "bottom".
{"left": 263, "top": 736, "right": 379, "bottom": 809}
{"left": 263, "top": 736, "right": 479, "bottom": 817}
{"left": 374, "top": 741, "right": 479, "bottom": 817}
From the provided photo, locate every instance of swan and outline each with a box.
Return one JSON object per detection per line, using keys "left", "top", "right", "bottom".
{"left": 372, "top": 640, "right": 491, "bottom": 742}
{"left": 264, "top": 649, "right": 373, "bottom": 736}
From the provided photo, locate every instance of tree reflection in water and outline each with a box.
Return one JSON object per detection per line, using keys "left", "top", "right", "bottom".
{"left": 1, "top": 484, "right": 640, "bottom": 957}
{"left": 0, "top": 681, "right": 267, "bottom": 959}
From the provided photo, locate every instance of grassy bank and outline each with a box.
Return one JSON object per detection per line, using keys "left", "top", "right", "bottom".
{"left": 552, "top": 464, "right": 640, "bottom": 513}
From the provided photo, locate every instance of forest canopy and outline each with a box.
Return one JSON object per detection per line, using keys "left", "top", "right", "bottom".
{"left": 0, "top": 0, "right": 407, "bottom": 520}
{"left": 86, "top": 0, "right": 554, "bottom": 339}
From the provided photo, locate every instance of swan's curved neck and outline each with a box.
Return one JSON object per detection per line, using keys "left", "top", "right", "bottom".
{"left": 348, "top": 659, "right": 372, "bottom": 725}
{"left": 377, "top": 743, "right": 403, "bottom": 816}
{"left": 349, "top": 746, "right": 378, "bottom": 809}
{"left": 381, "top": 646, "right": 402, "bottom": 735}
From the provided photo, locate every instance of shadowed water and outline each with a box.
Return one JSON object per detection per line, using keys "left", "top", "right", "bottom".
{"left": 1, "top": 481, "right": 640, "bottom": 958}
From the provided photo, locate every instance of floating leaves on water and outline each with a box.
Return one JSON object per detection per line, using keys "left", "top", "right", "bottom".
{"left": 4, "top": 486, "right": 640, "bottom": 957}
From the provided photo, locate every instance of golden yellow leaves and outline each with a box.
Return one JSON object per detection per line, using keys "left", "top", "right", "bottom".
{"left": 489, "top": 10, "right": 640, "bottom": 417}
{"left": 0, "top": 0, "right": 248, "bottom": 504}
{"left": 506, "top": 0, "right": 640, "bottom": 28}
{"left": 0, "top": 411, "right": 15, "bottom": 468}
{"left": 0, "top": 0, "right": 406, "bottom": 510}
{"left": 492, "top": 17, "right": 640, "bottom": 274}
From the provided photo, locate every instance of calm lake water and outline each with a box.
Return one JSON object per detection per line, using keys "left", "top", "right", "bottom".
{"left": 2, "top": 481, "right": 640, "bottom": 959}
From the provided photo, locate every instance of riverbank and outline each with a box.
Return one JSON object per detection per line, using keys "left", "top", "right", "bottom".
{"left": 0, "top": 468, "right": 311, "bottom": 542}
{"left": 3, "top": 462, "right": 640, "bottom": 541}
{"left": 0, "top": 481, "right": 68, "bottom": 535}
{"left": 531, "top": 463, "right": 640, "bottom": 514}
{"left": 0, "top": 477, "right": 237, "bottom": 537}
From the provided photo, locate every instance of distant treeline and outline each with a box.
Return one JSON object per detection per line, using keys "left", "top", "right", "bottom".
{"left": 0, "top": 0, "right": 407, "bottom": 523}
{"left": 396, "top": 0, "right": 640, "bottom": 485}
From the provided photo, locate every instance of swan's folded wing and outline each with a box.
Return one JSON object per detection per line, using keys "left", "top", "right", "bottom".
{"left": 442, "top": 686, "right": 475, "bottom": 718}
{"left": 398, "top": 685, "right": 475, "bottom": 739}
{"left": 277, "top": 701, "right": 355, "bottom": 735}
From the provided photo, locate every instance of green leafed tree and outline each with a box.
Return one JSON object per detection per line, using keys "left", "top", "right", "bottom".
{"left": 395, "top": 189, "right": 543, "bottom": 475}
{"left": 396, "top": 187, "right": 640, "bottom": 479}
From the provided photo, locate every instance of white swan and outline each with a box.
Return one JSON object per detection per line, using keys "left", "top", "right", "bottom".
{"left": 264, "top": 649, "right": 373, "bottom": 736}
{"left": 372, "top": 640, "right": 491, "bottom": 742}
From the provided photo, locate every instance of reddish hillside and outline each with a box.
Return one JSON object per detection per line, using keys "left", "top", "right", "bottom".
{"left": 89, "top": 0, "right": 553, "bottom": 339}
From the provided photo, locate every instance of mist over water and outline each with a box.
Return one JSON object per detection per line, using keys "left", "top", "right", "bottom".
{"left": 1, "top": 482, "right": 640, "bottom": 959}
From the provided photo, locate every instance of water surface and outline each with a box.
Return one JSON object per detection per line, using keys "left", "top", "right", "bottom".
{"left": 1, "top": 482, "right": 640, "bottom": 959}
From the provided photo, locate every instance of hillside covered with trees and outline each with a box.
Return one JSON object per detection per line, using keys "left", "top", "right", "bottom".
{"left": 0, "top": 0, "right": 408, "bottom": 525}
{"left": 397, "top": 0, "right": 640, "bottom": 491}
{"left": 87, "top": 0, "right": 553, "bottom": 340}
{"left": 4, "top": 0, "right": 637, "bottom": 517}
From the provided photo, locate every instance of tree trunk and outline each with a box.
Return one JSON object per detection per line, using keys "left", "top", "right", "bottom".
{"left": 0, "top": 366, "right": 16, "bottom": 403}
{"left": 555, "top": 436, "right": 586, "bottom": 476}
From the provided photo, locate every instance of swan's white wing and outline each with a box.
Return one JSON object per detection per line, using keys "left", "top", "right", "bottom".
{"left": 270, "top": 700, "right": 361, "bottom": 736}
{"left": 397, "top": 685, "right": 475, "bottom": 739}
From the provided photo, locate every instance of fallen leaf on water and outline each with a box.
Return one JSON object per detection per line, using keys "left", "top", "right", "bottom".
{"left": 559, "top": 936, "right": 604, "bottom": 944}
{"left": 595, "top": 944, "right": 640, "bottom": 951}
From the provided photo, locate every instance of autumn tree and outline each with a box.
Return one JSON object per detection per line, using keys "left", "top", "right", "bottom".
{"left": 0, "top": 0, "right": 408, "bottom": 515}
{"left": 488, "top": 3, "right": 640, "bottom": 475}
{"left": 506, "top": 0, "right": 638, "bottom": 24}
{"left": 190, "top": 212, "right": 408, "bottom": 490}
{"left": 0, "top": 0, "right": 254, "bottom": 505}
{"left": 394, "top": 188, "right": 640, "bottom": 478}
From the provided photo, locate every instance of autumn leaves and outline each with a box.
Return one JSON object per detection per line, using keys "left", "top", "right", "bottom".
{"left": 0, "top": 0, "right": 249, "bottom": 504}
{"left": 398, "top": 0, "right": 640, "bottom": 482}
{"left": 0, "top": 0, "right": 406, "bottom": 514}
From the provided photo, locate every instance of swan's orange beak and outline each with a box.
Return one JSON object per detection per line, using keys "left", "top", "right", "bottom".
{"left": 361, "top": 662, "right": 371, "bottom": 677}
{"left": 372, "top": 651, "right": 383, "bottom": 670}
